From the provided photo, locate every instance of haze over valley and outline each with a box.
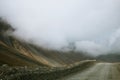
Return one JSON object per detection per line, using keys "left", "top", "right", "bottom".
{"left": 0, "top": 0, "right": 120, "bottom": 80}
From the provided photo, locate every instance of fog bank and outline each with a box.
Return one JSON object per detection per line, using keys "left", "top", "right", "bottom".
{"left": 0, "top": 0, "right": 120, "bottom": 56}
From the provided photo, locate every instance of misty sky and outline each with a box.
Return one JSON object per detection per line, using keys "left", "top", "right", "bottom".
{"left": 0, "top": 0, "right": 120, "bottom": 56}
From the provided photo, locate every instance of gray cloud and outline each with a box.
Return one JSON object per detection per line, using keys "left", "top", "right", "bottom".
{"left": 0, "top": 0, "right": 120, "bottom": 55}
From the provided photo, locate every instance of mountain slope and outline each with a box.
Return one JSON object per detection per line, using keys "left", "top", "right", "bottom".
{"left": 0, "top": 19, "right": 93, "bottom": 67}
{"left": 0, "top": 19, "right": 44, "bottom": 66}
{"left": 97, "top": 53, "right": 120, "bottom": 62}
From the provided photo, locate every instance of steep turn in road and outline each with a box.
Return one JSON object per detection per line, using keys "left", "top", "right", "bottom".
{"left": 61, "top": 63, "right": 120, "bottom": 80}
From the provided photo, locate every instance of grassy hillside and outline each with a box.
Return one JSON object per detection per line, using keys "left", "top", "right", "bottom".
{"left": 0, "top": 19, "right": 96, "bottom": 80}
{"left": 97, "top": 53, "right": 120, "bottom": 62}
{"left": 0, "top": 18, "right": 93, "bottom": 67}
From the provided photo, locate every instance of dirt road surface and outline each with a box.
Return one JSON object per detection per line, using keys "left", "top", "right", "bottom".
{"left": 60, "top": 63, "right": 120, "bottom": 80}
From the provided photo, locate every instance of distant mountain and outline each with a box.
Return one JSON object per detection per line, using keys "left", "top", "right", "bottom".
{"left": 0, "top": 19, "right": 92, "bottom": 67}
{"left": 96, "top": 53, "right": 120, "bottom": 62}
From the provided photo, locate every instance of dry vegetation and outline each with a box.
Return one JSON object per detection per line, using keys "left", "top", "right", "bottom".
{"left": 0, "top": 19, "right": 96, "bottom": 80}
{"left": 0, "top": 61, "right": 95, "bottom": 80}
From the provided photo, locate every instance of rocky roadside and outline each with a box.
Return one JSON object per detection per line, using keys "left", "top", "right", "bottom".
{"left": 0, "top": 61, "right": 95, "bottom": 80}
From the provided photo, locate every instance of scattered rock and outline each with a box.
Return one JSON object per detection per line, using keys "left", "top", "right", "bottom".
{"left": 2, "top": 64, "right": 8, "bottom": 68}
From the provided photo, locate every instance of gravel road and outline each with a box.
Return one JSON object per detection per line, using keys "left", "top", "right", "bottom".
{"left": 60, "top": 63, "right": 120, "bottom": 80}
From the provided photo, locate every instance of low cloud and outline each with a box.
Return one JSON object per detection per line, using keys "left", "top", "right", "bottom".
{"left": 0, "top": 0, "right": 120, "bottom": 56}
{"left": 75, "top": 41, "right": 109, "bottom": 56}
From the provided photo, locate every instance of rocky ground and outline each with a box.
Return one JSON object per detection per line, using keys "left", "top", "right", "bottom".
{"left": 0, "top": 61, "right": 94, "bottom": 80}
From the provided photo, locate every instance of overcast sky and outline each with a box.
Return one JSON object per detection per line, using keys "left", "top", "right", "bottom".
{"left": 0, "top": 0, "right": 120, "bottom": 56}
